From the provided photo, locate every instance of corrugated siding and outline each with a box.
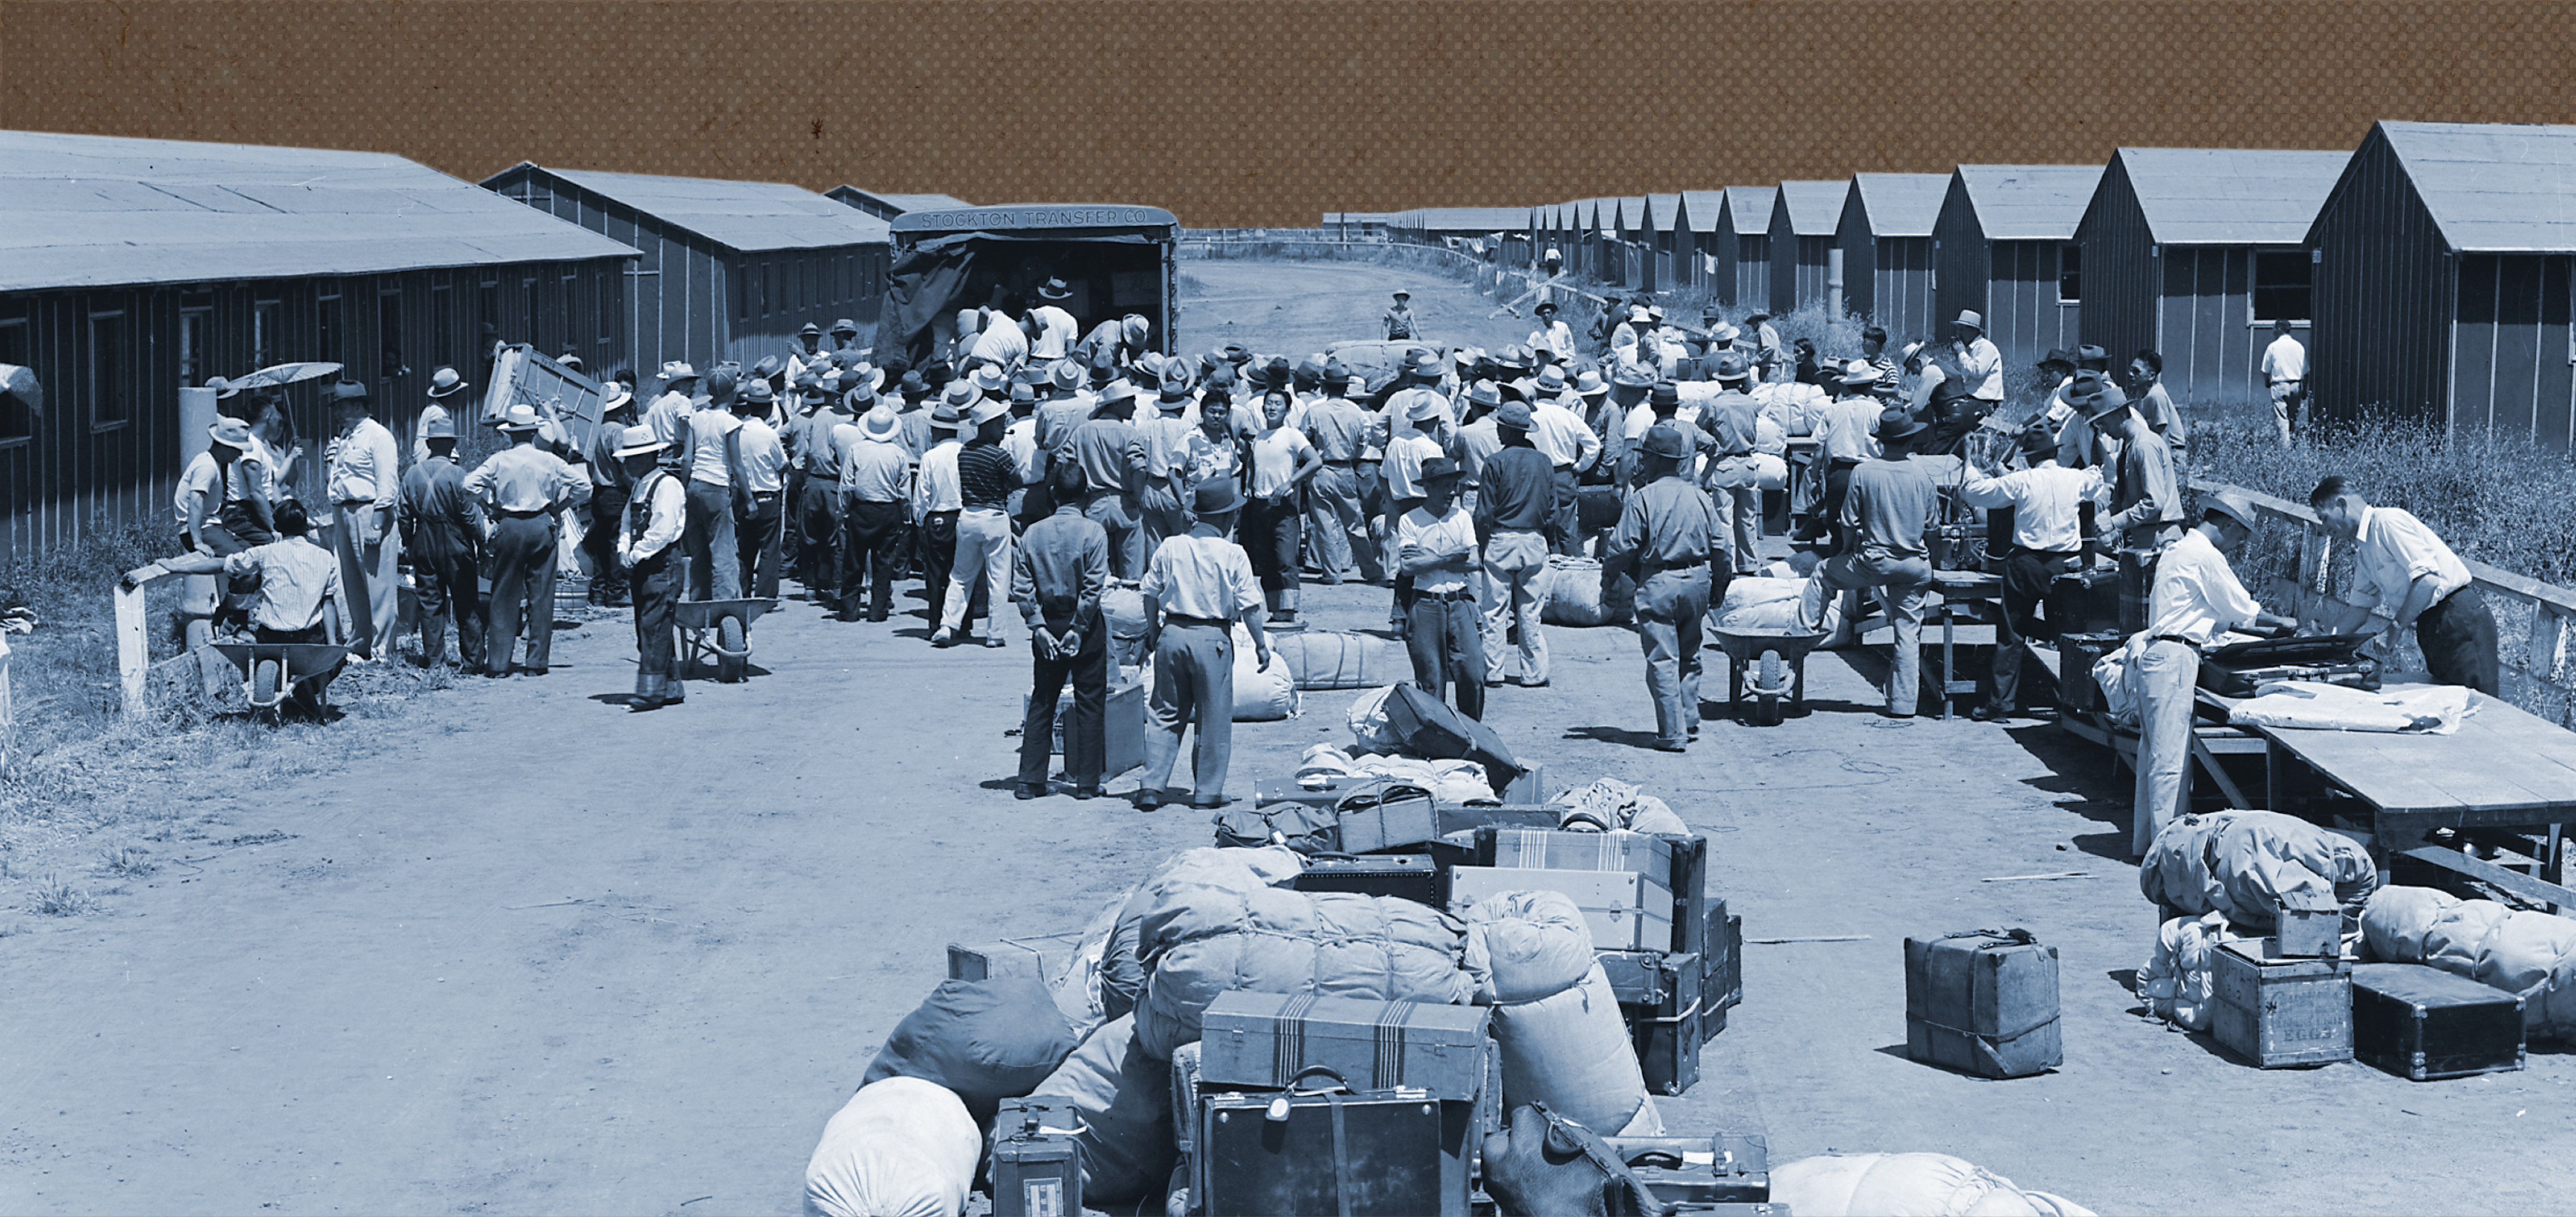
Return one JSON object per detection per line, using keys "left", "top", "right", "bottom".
{"left": 1986, "top": 241, "right": 2080, "bottom": 375}
{"left": 1873, "top": 237, "right": 1938, "bottom": 342}
{"left": 1733, "top": 235, "right": 1770, "bottom": 312}
{"left": 2310, "top": 130, "right": 2453, "bottom": 427}
{"left": 2077, "top": 156, "right": 2157, "bottom": 391}
{"left": 2453, "top": 254, "right": 2575, "bottom": 449}
{"left": 1933, "top": 174, "right": 1986, "bottom": 338}
{"left": 1770, "top": 235, "right": 1833, "bottom": 315}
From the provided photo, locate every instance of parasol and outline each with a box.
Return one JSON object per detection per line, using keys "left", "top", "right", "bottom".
{"left": 226, "top": 361, "right": 345, "bottom": 391}
{"left": 0, "top": 363, "right": 41, "bottom": 419}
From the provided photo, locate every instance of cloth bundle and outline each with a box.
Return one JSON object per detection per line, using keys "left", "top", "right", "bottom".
{"left": 802, "top": 1077, "right": 982, "bottom": 1217}
{"left": 1297, "top": 742, "right": 1499, "bottom": 805}
{"left": 1100, "top": 846, "right": 1306, "bottom": 1022}
{"left": 1548, "top": 777, "right": 1690, "bottom": 836}
{"left": 1026, "top": 1014, "right": 1176, "bottom": 1209}
{"left": 1712, "top": 574, "right": 1851, "bottom": 648}
{"left": 2138, "top": 810, "right": 2377, "bottom": 929}
{"left": 1272, "top": 630, "right": 1411, "bottom": 690}
{"left": 1769, "top": 1152, "right": 2097, "bottom": 1217}
{"left": 2228, "top": 680, "right": 2471, "bottom": 735}
{"left": 860, "top": 975, "right": 1080, "bottom": 1126}
{"left": 2136, "top": 911, "right": 2244, "bottom": 1032}
{"left": 1134, "top": 622, "right": 1297, "bottom": 720}
{"left": 2361, "top": 885, "right": 2576, "bottom": 1041}
{"left": 1460, "top": 890, "right": 1662, "bottom": 1138}
{"left": 1537, "top": 556, "right": 1635, "bottom": 627}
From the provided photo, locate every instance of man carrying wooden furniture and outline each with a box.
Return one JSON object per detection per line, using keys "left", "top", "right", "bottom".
{"left": 2307, "top": 476, "right": 2499, "bottom": 696}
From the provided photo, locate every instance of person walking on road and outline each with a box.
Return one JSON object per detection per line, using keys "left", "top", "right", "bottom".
{"left": 323, "top": 380, "right": 401, "bottom": 660}
{"left": 1136, "top": 479, "right": 1271, "bottom": 811}
{"left": 1013, "top": 462, "right": 1113, "bottom": 801}
{"left": 1477, "top": 400, "right": 1556, "bottom": 688}
{"left": 1382, "top": 289, "right": 1417, "bottom": 340}
{"left": 935, "top": 396, "right": 1018, "bottom": 648}
{"left": 2262, "top": 318, "right": 2307, "bottom": 448}
{"left": 2307, "top": 476, "right": 2499, "bottom": 695}
{"left": 677, "top": 368, "right": 748, "bottom": 602}
{"left": 2132, "top": 492, "right": 2293, "bottom": 856}
{"left": 1817, "top": 410, "right": 1937, "bottom": 718}
{"left": 464, "top": 404, "right": 592, "bottom": 677}
{"left": 1243, "top": 389, "right": 1322, "bottom": 625}
{"left": 398, "top": 413, "right": 487, "bottom": 672}
{"left": 1958, "top": 427, "right": 2109, "bottom": 720}
{"left": 1396, "top": 457, "right": 1487, "bottom": 719}
{"left": 1604, "top": 422, "right": 1719, "bottom": 751}
{"left": 614, "top": 425, "right": 690, "bottom": 710}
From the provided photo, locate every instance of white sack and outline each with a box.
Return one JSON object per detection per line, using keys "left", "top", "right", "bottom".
{"left": 1488, "top": 961, "right": 1659, "bottom": 1137}
{"left": 1770, "top": 1151, "right": 2095, "bottom": 1217}
{"left": 803, "top": 1077, "right": 980, "bottom": 1217}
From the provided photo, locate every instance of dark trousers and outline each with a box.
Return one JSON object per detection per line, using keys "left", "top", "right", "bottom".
{"left": 486, "top": 514, "right": 558, "bottom": 673}
{"left": 1546, "top": 465, "right": 1580, "bottom": 556}
{"left": 1241, "top": 495, "right": 1302, "bottom": 594}
{"left": 583, "top": 487, "right": 630, "bottom": 603}
{"left": 1406, "top": 591, "right": 1487, "bottom": 719}
{"left": 1798, "top": 459, "right": 1860, "bottom": 548}
{"left": 631, "top": 550, "right": 681, "bottom": 701}
{"left": 1084, "top": 490, "right": 1145, "bottom": 581}
{"left": 796, "top": 479, "right": 843, "bottom": 604}
{"left": 2419, "top": 586, "right": 2501, "bottom": 696}
{"left": 1019, "top": 630, "right": 1109, "bottom": 791}
{"left": 739, "top": 491, "right": 785, "bottom": 600}
{"left": 1357, "top": 465, "right": 1388, "bottom": 580}
{"left": 413, "top": 548, "right": 486, "bottom": 671}
{"left": 844, "top": 498, "right": 905, "bottom": 620}
{"left": 1993, "top": 549, "right": 2080, "bottom": 710}
{"left": 919, "top": 509, "right": 977, "bottom": 630}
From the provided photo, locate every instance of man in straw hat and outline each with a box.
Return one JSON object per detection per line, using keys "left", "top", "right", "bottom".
{"left": 2129, "top": 491, "right": 2294, "bottom": 856}
{"left": 1527, "top": 300, "right": 1576, "bottom": 367}
{"left": 1012, "top": 461, "right": 1114, "bottom": 801}
{"left": 1136, "top": 364, "right": 1201, "bottom": 555}
{"left": 175, "top": 415, "right": 274, "bottom": 556}
{"left": 613, "top": 424, "right": 691, "bottom": 709}
{"left": 934, "top": 393, "right": 1019, "bottom": 648}
{"left": 2074, "top": 367, "right": 2185, "bottom": 551}
{"left": 1950, "top": 309, "right": 2004, "bottom": 412}
{"left": 1135, "top": 477, "right": 1272, "bottom": 811}
{"left": 1794, "top": 360, "right": 1890, "bottom": 551}
{"left": 1605, "top": 421, "right": 1720, "bottom": 750}
{"left": 1030, "top": 279, "right": 1081, "bottom": 361}
{"left": 1064, "top": 380, "right": 1152, "bottom": 579}
{"left": 1396, "top": 456, "right": 1487, "bottom": 718}
{"left": 412, "top": 366, "right": 471, "bottom": 466}
{"left": 645, "top": 362, "right": 701, "bottom": 448}
{"left": 1958, "top": 426, "right": 2109, "bottom": 722}
{"left": 837, "top": 399, "right": 913, "bottom": 623}
{"left": 582, "top": 376, "right": 642, "bottom": 608}
{"left": 788, "top": 369, "right": 858, "bottom": 611}
{"left": 323, "top": 380, "right": 401, "bottom": 659}
{"left": 1531, "top": 367, "right": 1602, "bottom": 557}
{"left": 731, "top": 381, "right": 791, "bottom": 600}
{"left": 1382, "top": 289, "right": 1417, "bottom": 341}
{"left": 913, "top": 386, "right": 975, "bottom": 636}
{"left": 463, "top": 403, "right": 592, "bottom": 677}
{"left": 1816, "top": 408, "right": 1937, "bottom": 718}
{"left": 398, "top": 410, "right": 486, "bottom": 672}
{"left": 1476, "top": 399, "right": 1556, "bottom": 687}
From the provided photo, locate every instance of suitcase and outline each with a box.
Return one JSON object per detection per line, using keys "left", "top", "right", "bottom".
{"left": 1194, "top": 1087, "right": 1475, "bottom": 1216}
{"left": 2196, "top": 634, "right": 2380, "bottom": 698}
{"left": 1706, "top": 900, "right": 1744, "bottom": 1017}
{"left": 1611, "top": 1133, "right": 1772, "bottom": 1204}
{"left": 1448, "top": 866, "right": 1675, "bottom": 952}
{"left": 1382, "top": 682, "right": 1528, "bottom": 787}
{"left": 1629, "top": 998, "right": 1704, "bottom": 1096}
{"left": 947, "top": 932, "right": 1082, "bottom": 984}
{"left": 1600, "top": 950, "right": 1702, "bottom": 1018}
{"left": 1472, "top": 828, "right": 1709, "bottom": 958}
{"left": 2272, "top": 892, "right": 2343, "bottom": 958}
{"left": 1253, "top": 773, "right": 1415, "bottom": 812}
{"left": 2352, "top": 962, "right": 2526, "bottom": 1081}
{"left": 1198, "top": 992, "right": 1492, "bottom": 1102}
{"left": 2057, "top": 630, "right": 2125, "bottom": 715}
{"left": 1294, "top": 852, "right": 1440, "bottom": 906}
{"left": 2048, "top": 566, "right": 2120, "bottom": 638}
{"left": 2211, "top": 938, "right": 2352, "bottom": 1068}
{"left": 1903, "top": 928, "right": 2062, "bottom": 1078}
{"left": 1335, "top": 791, "right": 1443, "bottom": 854}
{"left": 991, "top": 1097, "right": 1083, "bottom": 1217}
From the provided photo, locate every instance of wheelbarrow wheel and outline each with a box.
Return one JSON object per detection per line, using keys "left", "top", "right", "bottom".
{"left": 1749, "top": 649, "right": 1788, "bottom": 727}
{"left": 1759, "top": 650, "right": 1783, "bottom": 690}
{"left": 717, "top": 614, "right": 747, "bottom": 683}
{"left": 252, "top": 658, "right": 281, "bottom": 708}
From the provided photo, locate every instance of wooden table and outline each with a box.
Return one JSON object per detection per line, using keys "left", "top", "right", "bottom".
{"left": 1925, "top": 570, "right": 2001, "bottom": 720}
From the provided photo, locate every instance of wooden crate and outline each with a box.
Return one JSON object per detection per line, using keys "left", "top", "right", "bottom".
{"left": 2211, "top": 938, "right": 2352, "bottom": 1068}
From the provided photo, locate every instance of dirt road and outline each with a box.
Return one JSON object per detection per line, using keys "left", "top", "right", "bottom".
{"left": 3, "top": 261, "right": 2567, "bottom": 1216}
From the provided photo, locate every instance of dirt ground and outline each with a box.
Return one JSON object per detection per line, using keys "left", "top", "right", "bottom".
{"left": 3, "top": 259, "right": 2569, "bottom": 1216}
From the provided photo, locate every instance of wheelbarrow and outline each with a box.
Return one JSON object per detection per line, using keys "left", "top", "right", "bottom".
{"left": 675, "top": 597, "right": 777, "bottom": 683}
{"left": 1711, "top": 626, "right": 1827, "bottom": 726}
{"left": 209, "top": 642, "right": 352, "bottom": 717}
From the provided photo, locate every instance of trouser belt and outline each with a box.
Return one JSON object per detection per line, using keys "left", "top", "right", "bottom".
{"left": 495, "top": 508, "right": 552, "bottom": 520}
{"left": 1415, "top": 587, "right": 1476, "bottom": 602}
{"left": 1165, "top": 614, "right": 1230, "bottom": 629}
{"left": 2149, "top": 635, "right": 2200, "bottom": 650}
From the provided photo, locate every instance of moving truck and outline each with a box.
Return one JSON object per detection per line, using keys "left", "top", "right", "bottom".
{"left": 881, "top": 204, "right": 1179, "bottom": 367}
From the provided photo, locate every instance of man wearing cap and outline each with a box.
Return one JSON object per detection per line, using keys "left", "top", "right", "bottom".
{"left": 412, "top": 366, "right": 471, "bottom": 466}
{"left": 913, "top": 387, "right": 974, "bottom": 635}
{"left": 2131, "top": 492, "right": 2294, "bottom": 855}
{"left": 463, "top": 404, "right": 593, "bottom": 677}
{"left": 674, "top": 368, "right": 748, "bottom": 602}
{"left": 1527, "top": 301, "right": 1576, "bottom": 366}
{"left": 2307, "top": 476, "right": 2497, "bottom": 696}
{"left": 1137, "top": 367, "right": 1201, "bottom": 555}
{"left": 2079, "top": 373, "right": 2184, "bottom": 551}
{"left": 1796, "top": 360, "right": 1890, "bottom": 550}
{"left": 399, "top": 411, "right": 486, "bottom": 671}
{"left": 1064, "top": 382, "right": 1153, "bottom": 580}
{"left": 1477, "top": 399, "right": 1556, "bottom": 688}
{"left": 1950, "top": 311, "right": 2004, "bottom": 412}
{"left": 935, "top": 395, "right": 1019, "bottom": 648}
{"left": 1816, "top": 409, "right": 1938, "bottom": 718}
{"left": 613, "top": 425, "right": 690, "bottom": 709}
{"left": 731, "top": 381, "right": 789, "bottom": 600}
{"left": 1013, "top": 461, "right": 1113, "bottom": 800}
{"left": 141, "top": 499, "right": 350, "bottom": 719}
{"left": 1382, "top": 290, "right": 1417, "bottom": 341}
{"left": 323, "top": 381, "right": 401, "bottom": 659}
{"left": 1700, "top": 354, "right": 1767, "bottom": 574}
{"left": 837, "top": 402, "right": 913, "bottom": 622}
{"left": 1605, "top": 422, "right": 1721, "bottom": 750}
{"left": 1136, "top": 479, "right": 1272, "bottom": 811}
{"left": 1746, "top": 311, "right": 1785, "bottom": 383}
{"left": 176, "top": 416, "right": 274, "bottom": 557}
{"left": 1532, "top": 370, "right": 1605, "bottom": 556}
{"left": 2262, "top": 317, "right": 2306, "bottom": 447}
{"left": 1959, "top": 428, "right": 2110, "bottom": 720}
{"left": 1300, "top": 369, "right": 1378, "bottom": 585}
{"left": 1396, "top": 457, "right": 1486, "bottom": 717}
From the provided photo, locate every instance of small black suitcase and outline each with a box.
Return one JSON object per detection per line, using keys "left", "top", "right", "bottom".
{"left": 991, "top": 1097, "right": 1083, "bottom": 1217}
{"left": 2353, "top": 962, "right": 2526, "bottom": 1081}
{"left": 1293, "top": 852, "right": 1439, "bottom": 906}
{"left": 1611, "top": 1133, "right": 1772, "bottom": 1205}
{"left": 1600, "top": 950, "right": 1702, "bottom": 1017}
{"left": 1194, "top": 1087, "right": 1474, "bottom": 1216}
{"left": 2047, "top": 566, "right": 2120, "bottom": 639}
{"left": 1705, "top": 899, "right": 1743, "bottom": 1019}
{"left": 1628, "top": 999, "right": 1704, "bottom": 1096}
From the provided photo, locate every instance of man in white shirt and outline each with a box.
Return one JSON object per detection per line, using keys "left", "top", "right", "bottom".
{"left": 323, "top": 381, "right": 401, "bottom": 659}
{"left": 1796, "top": 362, "right": 1888, "bottom": 549}
{"left": 1959, "top": 428, "right": 2110, "bottom": 720}
{"left": 1747, "top": 311, "right": 1785, "bottom": 384}
{"left": 1950, "top": 310, "right": 2004, "bottom": 410}
{"left": 1530, "top": 369, "right": 1604, "bottom": 555}
{"left": 2131, "top": 492, "right": 2296, "bottom": 856}
{"left": 731, "top": 381, "right": 790, "bottom": 599}
{"left": 2261, "top": 318, "right": 2308, "bottom": 448}
{"left": 1243, "top": 391, "right": 1322, "bottom": 624}
{"left": 968, "top": 301, "right": 1032, "bottom": 369}
{"left": 463, "top": 403, "right": 594, "bottom": 677}
{"left": 676, "top": 368, "right": 748, "bottom": 601}
{"left": 1527, "top": 301, "right": 1576, "bottom": 366}
{"left": 1137, "top": 479, "right": 1272, "bottom": 811}
{"left": 1029, "top": 279, "right": 1081, "bottom": 360}
{"left": 1395, "top": 457, "right": 1485, "bottom": 719}
{"left": 2307, "top": 476, "right": 2496, "bottom": 695}
{"left": 911, "top": 394, "right": 970, "bottom": 629}
{"left": 644, "top": 363, "right": 701, "bottom": 448}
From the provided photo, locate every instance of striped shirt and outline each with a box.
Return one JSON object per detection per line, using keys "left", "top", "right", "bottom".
{"left": 957, "top": 441, "right": 1016, "bottom": 511}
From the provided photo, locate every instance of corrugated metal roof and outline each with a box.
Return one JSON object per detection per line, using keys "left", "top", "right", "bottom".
{"left": 1847, "top": 173, "right": 1950, "bottom": 237}
{"left": 2113, "top": 148, "right": 2349, "bottom": 245}
{"left": 1399, "top": 207, "right": 1528, "bottom": 234}
{"left": 1722, "top": 186, "right": 1775, "bottom": 235}
{"left": 506, "top": 164, "right": 890, "bottom": 253}
{"left": 875, "top": 191, "right": 975, "bottom": 213}
{"left": 1952, "top": 164, "right": 2104, "bottom": 241}
{"left": 2375, "top": 120, "right": 2576, "bottom": 252}
{"left": 1616, "top": 196, "right": 1649, "bottom": 231}
{"left": 1773, "top": 181, "right": 1848, "bottom": 236}
{"left": 0, "top": 129, "right": 638, "bottom": 293}
{"left": 1680, "top": 191, "right": 1724, "bottom": 234}
{"left": 1647, "top": 194, "right": 1681, "bottom": 232}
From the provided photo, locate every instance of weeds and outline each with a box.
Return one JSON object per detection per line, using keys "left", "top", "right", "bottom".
{"left": 29, "top": 873, "right": 100, "bottom": 917}
{"left": 101, "top": 844, "right": 156, "bottom": 879}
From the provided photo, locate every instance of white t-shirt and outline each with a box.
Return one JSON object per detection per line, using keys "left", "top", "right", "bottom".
{"left": 2263, "top": 334, "right": 2308, "bottom": 384}
{"left": 1247, "top": 425, "right": 1315, "bottom": 499}
{"left": 1395, "top": 503, "right": 1479, "bottom": 593}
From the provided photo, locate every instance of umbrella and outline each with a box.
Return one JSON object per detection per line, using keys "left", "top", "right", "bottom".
{"left": 0, "top": 364, "right": 39, "bottom": 419}
{"left": 225, "top": 361, "right": 344, "bottom": 391}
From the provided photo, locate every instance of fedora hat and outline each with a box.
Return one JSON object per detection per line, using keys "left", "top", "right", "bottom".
{"left": 1746, "top": 309, "right": 1770, "bottom": 323}
{"left": 613, "top": 424, "right": 667, "bottom": 458}
{"left": 797, "top": 322, "right": 823, "bottom": 338}
{"left": 1574, "top": 370, "right": 1611, "bottom": 397}
{"left": 1627, "top": 305, "right": 1653, "bottom": 324}
{"left": 1837, "top": 359, "right": 1883, "bottom": 388}
{"left": 1494, "top": 400, "right": 1537, "bottom": 432}
{"left": 1406, "top": 351, "right": 1445, "bottom": 380}
{"left": 2202, "top": 490, "right": 2260, "bottom": 533}
{"left": 2076, "top": 381, "right": 2132, "bottom": 421}
{"left": 497, "top": 403, "right": 543, "bottom": 432}
{"left": 1709, "top": 322, "right": 1741, "bottom": 344}
{"left": 751, "top": 355, "right": 784, "bottom": 380}
{"left": 969, "top": 397, "right": 1011, "bottom": 427}
{"left": 662, "top": 361, "right": 699, "bottom": 383}
{"left": 1392, "top": 289, "right": 1411, "bottom": 300}
{"left": 1193, "top": 478, "right": 1243, "bottom": 516}
{"left": 1877, "top": 408, "right": 1928, "bottom": 443}
{"left": 1953, "top": 309, "right": 1985, "bottom": 331}
{"left": 1007, "top": 382, "right": 1037, "bottom": 405}
{"left": 897, "top": 369, "right": 928, "bottom": 398}
{"left": 1533, "top": 365, "right": 1570, "bottom": 393}
{"left": 830, "top": 317, "right": 859, "bottom": 336}
{"left": 859, "top": 407, "right": 902, "bottom": 442}
{"left": 1534, "top": 300, "right": 1558, "bottom": 315}
{"left": 738, "top": 380, "right": 776, "bottom": 406}
{"left": 1049, "top": 358, "right": 1085, "bottom": 390}
{"left": 928, "top": 403, "right": 966, "bottom": 431}
{"left": 1157, "top": 364, "right": 1194, "bottom": 398}
{"left": 1406, "top": 392, "right": 1446, "bottom": 421}
{"left": 970, "top": 365, "right": 1008, "bottom": 395}
{"left": 941, "top": 376, "right": 979, "bottom": 405}
{"left": 2075, "top": 344, "right": 2111, "bottom": 370}
{"left": 1419, "top": 456, "right": 1462, "bottom": 484}
{"left": 602, "top": 386, "right": 635, "bottom": 411}
{"left": 1096, "top": 381, "right": 1140, "bottom": 410}
{"left": 1037, "top": 278, "right": 1073, "bottom": 301}
{"left": 2036, "top": 348, "right": 2076, "bottom": 371}
{"left": 1611, "top": 366, "right": 1655, "bottom": 390}
{"left": 208, "top": 416, "right": 254, "bottom": 449}
{"left": 1122, "top": 314, "right": 1151, "bottom": 343}
{"left": 329, "top": 380, "right": 372, "bottom": 405}
{"left": 1650, "top": 381, "right": 1680, "bottom": 408}
{"left": 1344, "top": 372, "right": 1372, "bottom": 396}
{"left": 426, "top": 416, "right": 459, "bottom": 444}
{"left": 427, "top": 366, "right": 468, "bottom": 399}
{"left": 1467, "top": 380, "right": 1504, "bottom": 409}
{"left": 1641, "top": 422, "right": 1695, "bottom": 461}
{"left": 1713, "top": 352, "right": 1752, "bottom": 381}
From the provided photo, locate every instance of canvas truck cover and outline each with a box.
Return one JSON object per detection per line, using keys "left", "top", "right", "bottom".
{"left": 882, "top": 204, "right": 1179, "bottom": 367}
